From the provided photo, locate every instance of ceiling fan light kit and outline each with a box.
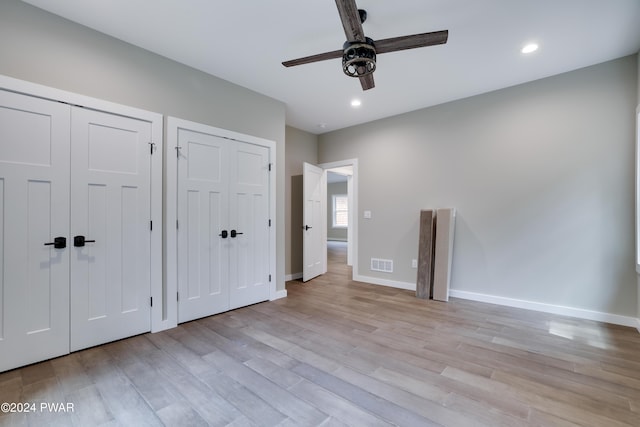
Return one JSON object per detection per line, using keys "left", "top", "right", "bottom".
{"left": 282, "top": 0, "right": 449, "bottom": 91}
{"left": 342, "top": 38, "right": 376, "bottom": 77}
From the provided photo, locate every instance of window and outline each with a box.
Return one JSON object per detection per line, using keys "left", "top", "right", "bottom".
{"left": 333, "top": 194, "right": 348, "bottom": 228}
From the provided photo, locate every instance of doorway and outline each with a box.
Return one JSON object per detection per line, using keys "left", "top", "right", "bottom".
{"left": 327, "top": 241, "right": 350, "bottom": 278}
{"left": 301, "top": 158, "right": 358, "bottom": 282}
{"left": 326, "top": 169, "right": 351, "bottom": 270}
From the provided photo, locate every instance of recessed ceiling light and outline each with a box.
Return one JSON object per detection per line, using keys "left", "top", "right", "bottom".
{"left": 521, "top": 43, "right": 539, "bottom": 54}
{"left": 351, "top": 99, "right": 362, "bottom": 108}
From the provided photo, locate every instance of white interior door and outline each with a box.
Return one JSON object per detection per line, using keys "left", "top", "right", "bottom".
{"left": 0, "top": 90, "right": 71, "bottom": 372}
{"left": 177, "top": 129, "right": 230, "bottom": 323}
{"left": 229, "top": 142, "right": 270, "bottom": 309}
{"left": 303, "top": 162, "right": 326, "bottom": 282}
{"left": 70, "top": 107, "right": 151, "bottom": 351}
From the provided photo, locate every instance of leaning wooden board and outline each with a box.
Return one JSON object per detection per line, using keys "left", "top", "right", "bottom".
{"left": 416, "top": 209, "right": 434, "bottom": 299}
{"left": 433, "top": 208, "right": 456, "bottom": 301}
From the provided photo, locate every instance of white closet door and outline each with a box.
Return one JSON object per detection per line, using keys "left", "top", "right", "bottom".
{"left": 70, "top": 107, "right": 151, "bottom": 351}
{"left": 175, "top": 121, "right": 271, "bottom": 323}
{"left": 0, "top": 90, "right": 70, "bottom": 372}
{"left": 177, "top": 129, "right": 230, "bottom": 323}
{"left": 228, "top": 142, "right": 270, "bottom": 309}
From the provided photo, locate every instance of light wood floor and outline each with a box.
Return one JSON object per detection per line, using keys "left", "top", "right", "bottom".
{"left": 2, "top": 241, "right": 640, "bottom": 426}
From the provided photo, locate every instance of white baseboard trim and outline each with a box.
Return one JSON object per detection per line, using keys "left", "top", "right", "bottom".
{"left": 449, "top": 289, "right": 639, "bottom": 329}
{"left": 270, "top": 289, "right": 287, "bottom": 301}
{"left": 285, "top": 272, "right": 303, "bottom": 282}
{"left": 353, "top": 274, "right": 416, "bottom": 291}
{"left": 349, "top": 275, "right": 638, "bottom": 329}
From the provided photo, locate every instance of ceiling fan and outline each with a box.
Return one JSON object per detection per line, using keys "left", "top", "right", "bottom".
{"left": 282, "top": 0, "right": 448, "bottom": 91}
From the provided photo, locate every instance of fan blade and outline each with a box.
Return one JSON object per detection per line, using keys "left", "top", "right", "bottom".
{"left": 335, "top": 0, "right": 365, "bottom": 42}
{"left": 282, "top": 50, "right": 343, "bottom": 67}
{"left": 375, "top": 30, "right": 448, "bottom": 54}
{"left": 359, "top": 73, "right": 375, "bottom": 91}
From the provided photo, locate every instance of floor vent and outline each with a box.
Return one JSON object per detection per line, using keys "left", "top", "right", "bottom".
{"left": 371, "top": 258, "right": 393, "bottom": 273}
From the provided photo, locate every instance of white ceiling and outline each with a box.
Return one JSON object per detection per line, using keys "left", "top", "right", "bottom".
{"left": 22, "top": 0, "right": 640, "bottom": 134}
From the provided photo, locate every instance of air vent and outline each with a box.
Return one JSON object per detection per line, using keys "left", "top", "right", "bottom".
{"left": 371, "top": 258, "right": 393, "bottom": 273}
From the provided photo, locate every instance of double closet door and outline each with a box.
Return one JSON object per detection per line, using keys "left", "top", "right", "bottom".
{"left": 0, "top": 90, "right": 152, "bottom": 372}
{"left": 177, "top": 128, "right": 270, "bottom": 323}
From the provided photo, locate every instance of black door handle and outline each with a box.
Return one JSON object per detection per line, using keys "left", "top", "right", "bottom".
{"left": 230, "top": 230, "right": 244, "bottom": 238}
{"left": 73, "top": 235, "right": 95, "bottom": 247}
{"left": 219, "top": 230, "right": 228, "bottom": 238}
{"left": 302, "top": 225, "right": 312, "bottom": 231}
{"left": 44, "top": 236, "right": 66, "bottom": 249}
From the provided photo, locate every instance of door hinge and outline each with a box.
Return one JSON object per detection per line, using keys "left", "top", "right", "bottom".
{"left": 149, "top": 142, "right": 156, "bottom": 155}
{"left": 268, "top": 219, "right": 271, "bottom": 227}
{"left": 177, "top": 292, "right": 179, "bottom": 301}
{"left": 175, "top": 146, "right": 181, "bottom": 158}
{"left": 176, "top": 220, "right": 179, "bottom": 230}
{"left": 268, "top": 163, "right": 272, "bottom": 171}
{"left": 269, "top": 274, "right": 272, "bottom": 282}
{"left": 150, "top": 220, "right": 153, "bottom": 231}
{"left": 150, "top": 296, "right": 153, "bottom": 307}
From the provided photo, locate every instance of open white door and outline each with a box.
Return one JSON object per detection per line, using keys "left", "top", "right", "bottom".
{"left": 303, "top": 162, "right": 326, "bottom": 282}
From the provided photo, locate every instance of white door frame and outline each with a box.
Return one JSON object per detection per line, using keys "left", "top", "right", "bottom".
{"left": 319, "top": 159, "right": 359, "bottom": 280}
{"left": 0, "top": 74, "right": 164, "bottom": 334}
{"left": 166, "top": 116, "right": 277, "bottom": 330}
{"left": 0, "top": 75, "right": 166, "bottom": 332}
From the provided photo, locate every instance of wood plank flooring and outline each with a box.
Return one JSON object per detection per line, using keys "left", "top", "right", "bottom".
{"left": 2, "top": 241, "right": 640, "bottom": 426}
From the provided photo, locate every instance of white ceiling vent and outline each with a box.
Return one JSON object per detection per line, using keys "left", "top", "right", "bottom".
{"left": 371, "top": 258, "right": 393, "bottom": 273}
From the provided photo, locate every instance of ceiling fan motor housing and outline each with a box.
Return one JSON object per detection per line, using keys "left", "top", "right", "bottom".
{"left": 342, "top": 37, "right": 376, "bottom": 77}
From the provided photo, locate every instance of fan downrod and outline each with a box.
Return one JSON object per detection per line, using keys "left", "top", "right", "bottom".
{"left": 358, "top": 9, "right": 367, "bottom": 24}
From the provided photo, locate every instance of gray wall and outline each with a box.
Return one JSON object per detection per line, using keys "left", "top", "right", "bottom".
{"left": 0, "top": 0, "right": 286, "bottom": 291}
{"left": 285, "top": 126, "right": 318, "bottom": 277}
{"left": 319, "top": 55, "right": 638, "bottom": 317}
{"left": 637, "top": 51, "right": 639, "bottom": 320}
{"left": 327, "top": 181, "right": 349, "bottom": 241}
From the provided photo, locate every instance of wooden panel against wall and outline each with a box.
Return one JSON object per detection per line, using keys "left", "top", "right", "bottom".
{"left": 433, "top": 208, "right": 456, "bottom": 302}
{"left": 416, "top": 209, "right": 434, "bottom": 299}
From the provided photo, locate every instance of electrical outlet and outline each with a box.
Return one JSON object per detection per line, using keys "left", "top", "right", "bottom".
{"left": 411, "top": 259, "right": 417, "bottom": 268}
